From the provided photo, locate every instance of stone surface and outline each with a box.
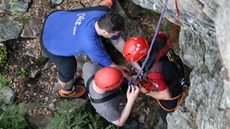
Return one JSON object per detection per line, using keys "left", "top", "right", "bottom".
{"left": 0, "top": 87, "right": 14, "bottom": 104}
{"left": 28, "top": 115, "right": 50, "bottom": 129}
{"left": 21, "top": 17, "right": 41, "bottom": 38}
{"left": 51, "top": 0, "right": 63, "bottom": 5}
{"left": 5, "top": 0, "right": 31, "bottom": 12}
{"left": 132, "top": 0, "right": 230, "bottom": 128}
{"left": 216, "top": 0, "right": 230, "bottom": 109}
{"left": 0, "top": 16, "right": 21, "bottom": 42}
{"left": 0, "top": 0, "right": 230, "bottom": 128}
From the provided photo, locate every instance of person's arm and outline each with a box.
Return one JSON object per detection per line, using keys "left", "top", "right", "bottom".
{"left": 111, "top": 36, "right": 141, "bottom": 72}
{"left": 139, "top": 72, "right": 172, "bottom": 100}
{"left": 109, "top": 62, "right": 132, "bottom": 81}
{"left": 139, "top": 86, "right": 171, "bottom": 100}
{"left": 111, "top": 86, "right": 139, "bottom": 126}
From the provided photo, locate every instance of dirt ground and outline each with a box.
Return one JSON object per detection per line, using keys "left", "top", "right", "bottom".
{"left": 1, "top": 0, "right": 180, "bottom": 127}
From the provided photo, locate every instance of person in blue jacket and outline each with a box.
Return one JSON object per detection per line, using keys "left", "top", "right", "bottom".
{"left": 40, "top": 2, "right": 140, "bottom": 98}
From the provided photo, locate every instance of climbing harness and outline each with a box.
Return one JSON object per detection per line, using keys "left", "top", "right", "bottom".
{"left": 131, "top": 0, "right": 180, "bottom": 84}
{"left": 131, "top": 0, "right": 189, "bottom": 112}
{"left": 139, "top": 78, "right": 156, "bottom": 94}
{"left": 155, "top": 0, "right": 185, "bottom": 112}
{"left": 130, "top": 0, "right": 169, "bottom": 85}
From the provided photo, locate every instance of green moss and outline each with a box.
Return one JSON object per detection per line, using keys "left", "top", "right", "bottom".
{"left": 0, "top": 44, "right": 8, "bottom": 71}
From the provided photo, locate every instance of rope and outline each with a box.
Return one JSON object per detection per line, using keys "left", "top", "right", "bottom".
{"left": 157, "top": 87, "right": 189, "bottom": 112}
{"left": 152, "top": 0, "right": 180, "bottom": 72}
{"left": 154, "top": 0, "right": 182, "bottom": 112}
{"left": 130, "top": 0, "right": 169, "bottom": 85}
{"left": 133, "top": 0, "right": 184, "bottom": 112}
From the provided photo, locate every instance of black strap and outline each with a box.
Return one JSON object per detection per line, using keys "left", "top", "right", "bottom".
{"left": 86, "top": 75, "right": 118, "bottom": 103}
{"left": 90, "top": 92, "right": 118, "bottom": 103}
{"left": 86, "top": 75, "right": 95, "bottom": 92}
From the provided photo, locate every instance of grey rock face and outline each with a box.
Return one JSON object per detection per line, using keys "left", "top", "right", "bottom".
{"left": 132, "top": 0, "right": 216, "bottom": 40}
{"left": 132, "top": 0, "right": 230, "bottom": 128}
{"left": 179, "top": 29, "right": 205, "bottom": 68}
{"left": 113, "top": 0, "right": 147, "bottom": 39}
{"left": 216, "top": 0, "right": 230, "bottom": 109}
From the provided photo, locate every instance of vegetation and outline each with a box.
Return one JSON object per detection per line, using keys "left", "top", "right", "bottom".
{"left": 0, "top": 103, "right": 28, "bottom": 129}
{"left": 16, "top": 67, "right": 29, "bottom": 81}
{"left": 0, "top": 76, "right": 28, "bottom": 129}
{"left": 0, "top": 76, "right": 10, "bottom": 90}
{"left": 0, "top": 44, "right": 8, "bottom": 72}
{"left": 48, "top": 100, "right": 119, "bottom": 129}
{"left": 0, "top": 77, "right": 116, "bottom": 129}
{"left": 9, "top": 0, "right": 21, "bottom": 18}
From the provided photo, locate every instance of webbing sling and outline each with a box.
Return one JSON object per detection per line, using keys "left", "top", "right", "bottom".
{"left": 86, "top": 75, "right": 120, "bottom": 104}
{"left": 131, "top": 0, "right": 169, "bottom": 85}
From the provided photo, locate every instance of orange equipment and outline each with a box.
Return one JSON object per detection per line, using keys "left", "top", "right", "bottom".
{"left": 94, "top": 67, "right": 124, "bottom": 91}
{"left": 122, "top": 36, "right": 149, "bottom": 62}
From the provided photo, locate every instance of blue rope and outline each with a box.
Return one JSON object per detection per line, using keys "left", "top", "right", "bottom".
{"left": 130, "top": 0, "right": 169, "bottom": 85}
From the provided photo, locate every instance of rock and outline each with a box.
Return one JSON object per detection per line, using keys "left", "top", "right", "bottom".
{"left": 113, "top": 0, "right": 146, "bottom": 39}
{"left": 21, "top": 17, "right": 41, "bottom": 38}
{"left": 127, "top": 0, "right": 143, "bottom": 18}
{"left": 44, "top": 60, "right": 51, "bottom": 70}
{"left": 153, "top": 118, "right": 167, "bottom": 129}
{"left": 30, "top": 69, "right": 41, "bottom": 79}
{"left": 138, "top": 114, "right": 146, "bottom": 124}
{"left": 132, "top": 0, "right": 230, "bottom": 128}
{"left": 51, "top": 0, "right": 63, "bottom": 5}
{"left": 216, "top": 0, "right": 230, "bottom": 109}
{"left": 28, "top": 114, "right": 50, "bottom": 129}
{"left": 75, "top": 54, "right": 90, "bottom": 72}
{"left": 4, "top": 0, "right": 31, "bottom": 12}
{"left": 0, "top": 87, "right": 14, "bottom": 104}
{"left": 0, "top": 16, "right": 21, "bottom": 42}
{"left": 55, "top": 98, "right": 88, "bottom": 114}
{"left": 0, "top": 3, "right": 6, "bottom": 13}
{"left": 24, "top": 50, "right": 36, "bottom": 58}
{"left": 75, "top": 2, "right": 84, "bottom": 9}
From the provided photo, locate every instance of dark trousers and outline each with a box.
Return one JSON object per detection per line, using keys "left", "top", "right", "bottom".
{"left": 159, "top": 97, "right": 179, "bottom": 123}
{"left": 40, "top": 41, "right": 77, "bottom": 82}
{"left": 39, "top": 6, "right": 111, "bottom": 82}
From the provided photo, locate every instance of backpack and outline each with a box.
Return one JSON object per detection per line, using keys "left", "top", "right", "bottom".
{"left": 143, "top": 38, "right": 185, "bottom": 87}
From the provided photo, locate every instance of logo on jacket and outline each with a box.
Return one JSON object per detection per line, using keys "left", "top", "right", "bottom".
{"left": 73, "top": 13, "right": 86, "bottom": 35}
{"left": 153, "top": 83, "right": 159, "bottom": 88}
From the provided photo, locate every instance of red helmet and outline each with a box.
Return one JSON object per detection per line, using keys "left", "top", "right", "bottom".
{"left": 94, "top": 67, "right": 124, "bottom": 91}
{"left": 122, "top": 36, "right": 149, "bottom": 62}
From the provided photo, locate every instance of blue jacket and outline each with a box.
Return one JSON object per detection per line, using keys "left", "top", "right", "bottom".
{"left": 41, "top": 6, "right": 119, "bottom": 67}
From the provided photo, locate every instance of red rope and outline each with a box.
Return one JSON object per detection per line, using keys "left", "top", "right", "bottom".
{"left": 152, "top": 0, "right": 180, "bottom": 72}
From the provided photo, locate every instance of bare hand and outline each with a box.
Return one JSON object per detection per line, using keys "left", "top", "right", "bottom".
{"left": 126, "top": 85, "right": 139, "bottom": 103}
{"left": 117, "top": 65, "right": 132, "bottom": 80}
{"left": 138, "top": 85, "right": 148, "bottom": 94}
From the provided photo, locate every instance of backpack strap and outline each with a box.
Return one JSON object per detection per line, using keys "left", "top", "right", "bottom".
{"left": 166, "top": 49, "right": 184, "bottom": 78}
{"left": 86, "top": 75, "right": 127, "bottom": 104}
{"left": 90, "top": 92, "right": 119, "bottom": 103}
{"left": 86, "top": 75, "right": 95, "bottom": 92}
